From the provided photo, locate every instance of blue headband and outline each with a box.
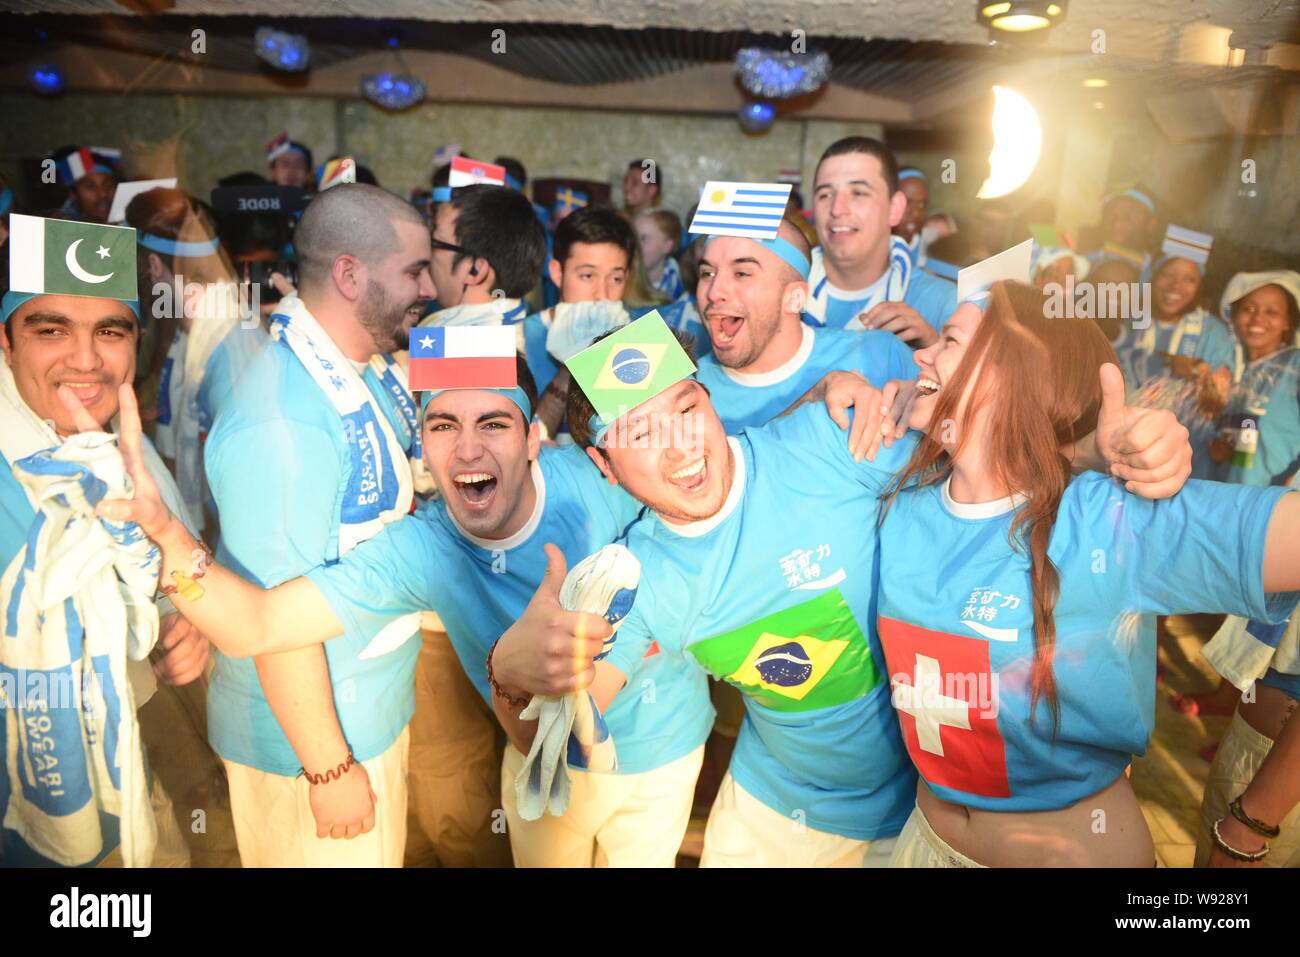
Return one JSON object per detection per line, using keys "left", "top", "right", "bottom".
{"left": 420, "top": 386, "right": 533, "bottom": 423}
{"left": 1149, "top": 254, "right": 1205, "bottom": 282}
{"left": 138, "top": 232, "right": 222, "bottom": 258}
{"left": 2, "top": 289, "right": 141, "bottom": 324}
{"left": 586, "top": 373, "right": 702, "bottom": 448}
{"left": 432, "top": 186, "right": 452, "bottom": 203}
{"left": 898, "top": 168, "right": 927, "bottom": 183}
{"left": 706, "top": 234, "right": 810, "bottom": 280}
{"left": 0, "top": 185, "right": 12, "bottom": 217}
{"left": 925, "top": 258, "right": 960, "bottom": 281}
{"left": 1104, "top": 188, "right": 1155, "bottom": 215}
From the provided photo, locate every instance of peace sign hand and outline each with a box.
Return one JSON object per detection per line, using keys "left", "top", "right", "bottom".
{"left": 59, "top": 382, "right": 175, "bottom": 538}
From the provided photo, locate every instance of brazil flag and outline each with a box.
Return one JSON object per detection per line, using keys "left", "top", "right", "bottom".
{"left": 688, "top": 589, "right": 882, "bottom": 713}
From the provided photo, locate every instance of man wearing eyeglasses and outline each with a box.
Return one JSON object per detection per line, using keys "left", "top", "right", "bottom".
{"left": 420, "top": 184, "right": 548, "bottom": 331}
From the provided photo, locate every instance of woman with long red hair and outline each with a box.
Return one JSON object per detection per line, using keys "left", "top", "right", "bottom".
{"left": 875, "top": 281, "right": 1300, "bottom": 867}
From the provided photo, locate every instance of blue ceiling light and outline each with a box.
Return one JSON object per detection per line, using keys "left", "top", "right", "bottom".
{"left": 255, "top": 27, "right": 311, "bottom": 73}
{"left": 361, "top": 72, "right": 427, "bottom": 110}
{"left": 31, "top": 63, "right": 64, "bottom": 96}
{"left": 738, "top": 101, "right": 776, "bottom": 133}
{"left": 361, "top": 33, "right": 425, "bottom": 110}
{"left": 735, "top": 47, "right": 831, "bottom": 99}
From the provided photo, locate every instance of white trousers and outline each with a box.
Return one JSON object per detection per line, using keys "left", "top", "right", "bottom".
{"left": 700, "top": 771, "right": 897, "bottom": 867}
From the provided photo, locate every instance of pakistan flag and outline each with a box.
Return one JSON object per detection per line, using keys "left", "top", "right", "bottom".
{"left": 688, "top": 589, "right": 883, "bottom": 713}
{"left": 9, "top": 214, "right": 138, "bottom": 303}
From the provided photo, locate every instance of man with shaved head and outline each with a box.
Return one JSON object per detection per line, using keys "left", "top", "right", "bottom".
{"left": 204, "top": 183, "right": 434, "bottom": 866}
{"left": 694, "top": 216, "right": 917, "bottom": 432}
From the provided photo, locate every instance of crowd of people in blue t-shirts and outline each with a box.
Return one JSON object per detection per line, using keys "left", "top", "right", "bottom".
{"left": 0, "top": 130, "right": 1297, "bottom": 872}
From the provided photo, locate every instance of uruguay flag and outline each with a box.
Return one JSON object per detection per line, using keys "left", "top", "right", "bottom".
{"left": 408, "top": 326, "right": 517, "bottom": 391}
{"left": 688, "top": 181, "right": 792, "bottom": 240}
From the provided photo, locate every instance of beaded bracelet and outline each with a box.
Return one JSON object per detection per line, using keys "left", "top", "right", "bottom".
{"left": 1211, "top": 817, "right": 1270, "bottom": 862}
{"left": 486, "top": 638, "right": 530, "bottom": 709}
{"left": 1229, "top": 795, "right": 1281, "bottom": 838}
{"left": 300, "top": 750, "right": 355, "bottom": 786}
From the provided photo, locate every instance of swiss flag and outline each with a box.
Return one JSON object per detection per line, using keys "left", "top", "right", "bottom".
{"left": 878, "top": 616, "right": 1010, "bottom": 799}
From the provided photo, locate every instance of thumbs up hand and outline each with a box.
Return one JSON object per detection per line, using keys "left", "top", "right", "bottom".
{"left": 1094, "top": 362, "right": 1193, "bottom": 500}
{"left": 488, "top": 544, "right": 614, "bottom": 701}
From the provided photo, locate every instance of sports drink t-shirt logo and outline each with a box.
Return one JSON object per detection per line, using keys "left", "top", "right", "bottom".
{"left": 878, "top": 616, "right": 1010, "bottom": 799}
{"left": 688, "top": 589, "right": 881, "bottom": 713}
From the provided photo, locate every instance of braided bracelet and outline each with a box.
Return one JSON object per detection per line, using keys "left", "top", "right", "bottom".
{"left": 1229, "top": 795, "right": 1281, "bottom": 838}
{"left": 1211, "top": 817, "right": 1270, "bottom": 862}
{"left": 486, "top": 638, "right": 530, "bottom": 709}
{"left": 300, "top": 750, "right": 355, "bottom": 786}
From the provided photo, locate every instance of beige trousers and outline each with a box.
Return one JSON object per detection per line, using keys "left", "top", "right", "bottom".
{"left": 501, "top": 743, "right": 704, "bottom": 867}
{"left": 222, "top": 726, "right": 409, "bottom": 867}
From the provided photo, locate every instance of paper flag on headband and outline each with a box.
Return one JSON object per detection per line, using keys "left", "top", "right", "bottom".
{"left": 565, "top": 310, "right": 697, "bottom": 426}
{"left": 265, "top": 132, "right": 292, "bottom": 163}
{"left": 554, "top": 187, "right": 589, "bottom": 214}
{"left": 1161, "top": 224, "right": 1213, "bottom": 266}
{"left": 409, "top": 325, "right": 518, "bottom": 391}
{"left": 449, "top": 156, "right": 506, "bottom": 189}
{"left": 318, "top": 157, "right": 356, "bottom": 192}
{"left": 689, "top": 181, "right": 792, "bottom": 240}
{"left": 433, "top": 144, "right": 462, "bottom": 168}
{"left": 107, "top": 178, "right": 177, "bottom": 225}
{"left": 55, "top": 147, "right": 121, "bottom": 187}
{"left": 1029, "top": 224, "right": 1073, "bottom": 251}
{"left": 9, "top": 214, "right": 137, "bottom": 303}
{"left": 956, "top": 239, "right": 1033, "bottom": 302}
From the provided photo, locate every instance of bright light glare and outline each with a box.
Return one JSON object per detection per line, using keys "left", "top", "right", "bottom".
{"left": 978, "top": 86, "right": 1042, "bottom": 199}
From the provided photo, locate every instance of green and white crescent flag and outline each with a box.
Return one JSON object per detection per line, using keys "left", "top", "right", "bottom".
{"left": 565, "top": 310, "right": 697, "bottom": 426}
{"left": 8, "top": 214, "right": 138, "bottom": 303}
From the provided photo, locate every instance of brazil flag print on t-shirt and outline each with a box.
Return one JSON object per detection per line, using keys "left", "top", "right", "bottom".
{"left": 688, "top": 588, "right": 882, "bottom": 713}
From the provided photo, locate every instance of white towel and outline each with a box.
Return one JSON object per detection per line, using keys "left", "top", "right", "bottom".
{"left": 514, "top": 544, "right": 641, "bottom": 820}
{"left": 543, "top": 300, "right": 631, "bottom": 363}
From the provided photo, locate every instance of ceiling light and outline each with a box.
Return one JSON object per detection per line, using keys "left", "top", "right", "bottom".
{"left": 977, "top": 0, "right": 1067, "bottom": 41}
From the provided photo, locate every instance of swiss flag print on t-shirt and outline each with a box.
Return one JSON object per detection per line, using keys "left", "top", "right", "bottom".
{"left": 878, "top": 616, "right": 1010, "bottom": 799}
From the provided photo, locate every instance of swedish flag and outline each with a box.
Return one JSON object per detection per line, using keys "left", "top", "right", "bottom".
{"left": 689, "top": 589, "right": 883, "bottom": 713}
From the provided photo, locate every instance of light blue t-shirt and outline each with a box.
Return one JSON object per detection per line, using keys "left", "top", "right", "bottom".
{"left": 1113, "top": 310, "right": 1236, "bottom": 480}
{"left": 876, "top": 473, "right": 1299, "bottom": 813}
{"left": 697, "top": 324, "right": 918, "bottom": 433}
{"left": 198, "top": 324, "right": 268, "bottom": 434}
{"left": 1113, "top": 310, "right": 1235, "bottom": 391}
{"left": 306, "top": 445, "right": 714, "bottom": 774}
{"left": 812, "top": 268, "right": 956, "bottom": 334}
{"left": 521, "top": 313, "right": 562, "bottom": 399}
{"left": 204, "top": 337, "right": 420, "bottom": 775}
{"left": 1217, "top": 347, "right": 1300, "bottom": 487}
{"left": 606, "top": 404, "right": 918, "bottom": 840}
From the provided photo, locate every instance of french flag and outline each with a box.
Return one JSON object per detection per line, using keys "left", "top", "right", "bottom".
{"left": 408, "top": 326, "right": 517, "bottom": 391}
